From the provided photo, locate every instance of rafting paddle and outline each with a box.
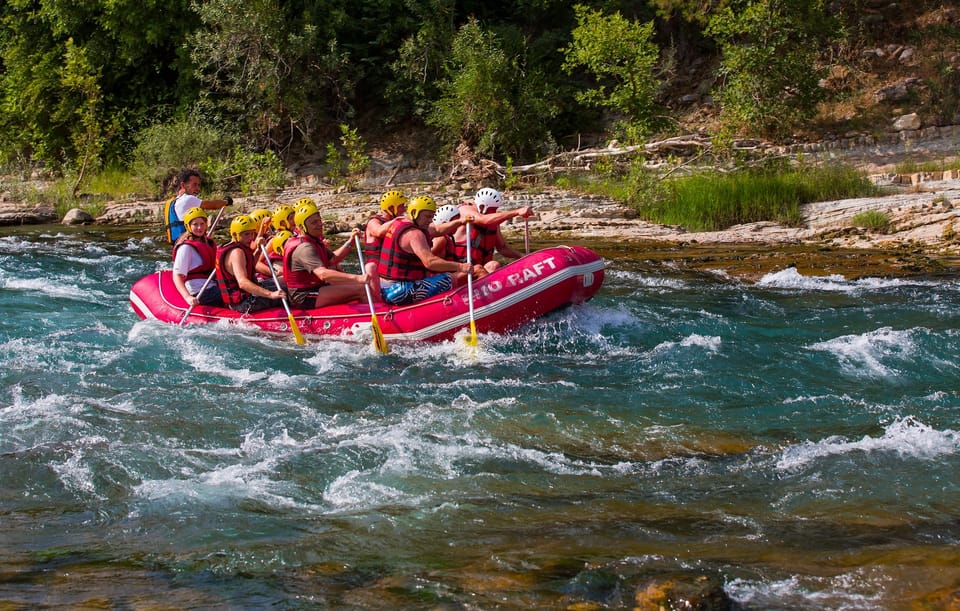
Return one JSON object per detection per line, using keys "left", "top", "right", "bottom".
{"left": 353, "top": 233, "right": 389, "bottom": 354}
{"left": 206, "top": 205, "right": 226, "bottom": 237}
{"left": 178, "top": 268, "right": 217, "bottom": 326}
{"left": 259, "top": 244, "right": 305, "bottom": 345}
{"left": 524, "top": 216, "right": 530, "bottom": 256}
{"left": 464, "top": 222, "right": 479, "bottom": 347}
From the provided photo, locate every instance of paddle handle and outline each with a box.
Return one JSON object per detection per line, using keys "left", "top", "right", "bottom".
{"left": 353, "top": 234, "right": 377, "bottom": 312}
{"left": 178, "top": 268, "right": 218, "bottom": 326}
{"left": 524, "top": 216, "right": 530, "bottom": 256}
{"left": 206, "top": 205, "right": 226, "bottom": 237}
{"left": 465, "top": 222, "right": 478, "bottom": 346}
{"left": 354, "top": 233, "right": 389, "bottom": 354}
{"left": 259, "top": 244, "right": 305, "bottom": 345}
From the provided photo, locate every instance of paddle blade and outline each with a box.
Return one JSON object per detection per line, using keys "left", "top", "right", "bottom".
{"left": 370, "top": 316, "right": 389, "bottom": 354}
{"left": 466, "top": 320, "right": 479, "bottom": 346}
{"left": 288, "top": 312, "right": 306, "bottom": 345}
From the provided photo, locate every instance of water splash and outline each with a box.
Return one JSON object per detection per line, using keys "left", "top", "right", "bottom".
{"left": 776, "top": 416, "right": 959, "bottom": 471}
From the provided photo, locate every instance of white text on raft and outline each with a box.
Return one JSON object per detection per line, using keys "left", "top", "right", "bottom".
{"left": 464, "top": 257, "right": 558, "bottom": 300}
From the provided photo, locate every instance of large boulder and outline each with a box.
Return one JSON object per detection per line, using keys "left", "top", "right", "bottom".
{"left": 893, "top": 113, "right": 921, "bottom": 131}
{"left": 61, "top": 208, "right": 94, "bottom": 225}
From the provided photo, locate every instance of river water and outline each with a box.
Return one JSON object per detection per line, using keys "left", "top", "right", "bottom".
{"left": 1, "top": 225, "right": 958, "bottom": 609}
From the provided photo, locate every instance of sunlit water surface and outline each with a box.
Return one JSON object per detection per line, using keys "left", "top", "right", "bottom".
{"left": 1, "top": 226, "right": 958, "bottom": 608}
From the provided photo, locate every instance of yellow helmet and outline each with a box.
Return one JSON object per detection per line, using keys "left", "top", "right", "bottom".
{"left": 407, "top": 195, "right": 436, "bottom": 221}
{"left": 249, "top": 208, "right": 272, "bottom": 228}
{"left": 295, "top": 197, "right": 315, "bottom": 208}
{"left": 229, "top": 214, "right": 258, "bottom": 241}
{"left": 272, "top": 204, "right": 295, "bottom": 231}
{"left": 379, "top": 190, "right": 407, "bottom": 215}
{"left": 270, "top": 230, "right": 294, "bottom": 257}
{"left": 182, "top": 207, "right": 208, "bottom": 229}
{"left": 294, "top": 203, "right": 320, "bottom": 234}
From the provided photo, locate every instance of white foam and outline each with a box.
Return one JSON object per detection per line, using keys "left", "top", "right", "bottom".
{"left": 324, "top": 469, "right": 418, "bottom": 510}
{"left": 51, "top": 450, "right": 100, "bottom": 497}
{"left": 1, "top": 386, "right": 77, "bottom": 425}
{"left": 807, "top": 326, "right": 918, "bottom": 377}
{"left": 133, "top": 438, "right": 318, "bottom": 513}
{"left": 757, "top": 266, "right": 942, "bottom": 292}
{"left": 608, "top": 269, "right": 689, "bottom": 291}
{"left": 651, "top": 333, "right": 722, "bottom": 356}
{"left": 178, "top": 339, "right": 268, "bottom": 385}
{"left": 0, "top": 275, "right": 112, "bottom": 301}
{"left": 726, "top": 568, "right": 886, "bottom": 609}
{"left": 776, "top": 416, "right": 959, "bottom": 471}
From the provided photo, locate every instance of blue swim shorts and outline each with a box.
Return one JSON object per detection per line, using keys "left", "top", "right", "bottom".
{"left": 381, "top": 274, "right": 453, "bottom": 305}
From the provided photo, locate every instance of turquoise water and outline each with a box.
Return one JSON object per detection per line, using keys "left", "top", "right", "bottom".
{"left": 1, "top": 225, "right": 958, "bottom": 608}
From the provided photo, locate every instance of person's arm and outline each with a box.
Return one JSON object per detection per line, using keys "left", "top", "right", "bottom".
{"left": 406, "top": 230, "right": 473, "bottom": 275}
{"left": 228, "top": 249, "right": 285, "bottom": 299}
{"left": 365, "top": 216, "right": 398, "bottom": 240}
{"left": 255, "top": 259, "right": 274, "bottom": 277}
{"left": 471, "top": 206, "right": 532, "bottom": 228}
{"left": 328, "top": 232, "right": 357, "bottom": 267}
{"left": 172, "top": 273, "right": 197, "bottom": 306}
{"left": 296, "top": 243, "right": 366, "bottom": 285}
{"left": 200, "top": 196, "right": 233, "bottom": 210}
{"left": 313, "top": 265, "right": 367, "bottom": 285}
{"left": 428, "top": 215, "right": 467, "bottom": 237}
{"left": 172, "top": 246, "right": 199, "bottom": 305}
{"left": 431, "top": 235, "right": 448, "bottom": 257}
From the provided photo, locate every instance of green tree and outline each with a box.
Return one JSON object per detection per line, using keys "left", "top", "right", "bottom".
{"left": 60, "top": 38, "right": 116, "bottom": 194}
{"left": 707, "top": 0, "right": 836, "bottom": 138}
{"left": 428, "top": 18, "right": 558, "bottom": 161}
{"left": 390, "top": 0, "right": 456, "bottom": 120}
{"left": 0, "top": 0, "right": 194, "bottom": 169}
{"left": 561, "top": 4, "right": 661, "bottom": 143}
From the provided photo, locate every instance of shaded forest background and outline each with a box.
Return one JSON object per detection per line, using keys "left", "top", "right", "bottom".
{"left": 1, "top": 0, "right": 958, "bottom": 197}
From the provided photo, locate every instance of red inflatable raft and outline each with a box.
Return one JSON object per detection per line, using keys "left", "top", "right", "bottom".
{"left": 129, "top": 246, "right": 604, "bottom": 343}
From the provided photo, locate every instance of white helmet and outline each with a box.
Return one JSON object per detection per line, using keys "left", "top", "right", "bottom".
{"left": 474, "top": 188, "right": 502, "bottom": 214}
{"left": 433, "top": 204, "right": 461, "bottom": 224}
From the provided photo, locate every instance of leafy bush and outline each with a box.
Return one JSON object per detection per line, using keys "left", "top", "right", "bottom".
{"left": 556, "top": 161, "right": 878, "bottom": 232}
{"left": 131, "top": 116, "right": 241, "bottom": 191}
{"left": 851, "top": 210, "right": 891, "bottom": 233}
{"left": 561, "top": 4, "right": 661, "bottom": 142}
{"left": 428, "top": 18, "right": 558, "bottom": 161}
{"left": 707, "top": 0, "right": 837, "bottom": 137}
{"left": 325, "top": 124, "right": 371, "bottom": 190}
{"left": 200, "top": 146, "right": 285, "bottom": 195}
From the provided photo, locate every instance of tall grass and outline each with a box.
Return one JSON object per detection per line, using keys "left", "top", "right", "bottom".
{"left": 851, "top": 209, "right": 890, "bottom": 232}
{"left": 894, "top": 158, "right": 960, "bottom": 174}
{"left": 556, "top": 162, "right": 880, "bottom": 232}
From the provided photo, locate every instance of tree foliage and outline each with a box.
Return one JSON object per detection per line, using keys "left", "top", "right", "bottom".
{"left": 707, "top": 0, "right": 837, "bottom": 137}
{"left": 561, "top": 4, "right": 661, "bottom": 142}
{"left": 0, "top": 0, "right": 191, "bottom": 168}
{"left": 428, "top": 18, "right": 558, "bottom": 160}
{"left": 0, "top": 0, "right": 893, "bottom": 176}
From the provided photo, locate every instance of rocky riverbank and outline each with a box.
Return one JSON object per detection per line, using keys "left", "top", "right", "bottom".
{"left": 4, "top": 156, "right": 960, "bottom": 281}
{"left": 85, "top": 169, "right": 960, "bottom": 280}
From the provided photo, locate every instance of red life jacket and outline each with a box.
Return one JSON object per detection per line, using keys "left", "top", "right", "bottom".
{"left": 363, "top": 213, "right": 391, "bottom": 262}
{"left": 377, "top": 218, "right": 429, "bottom": 281}
{"left": 440, "top": 234, "right": 461, "bottom": 261}
{"left": 215, "top": 242, "right": 255, "bottom": 305}
{"left": 466, "top": 224, "right": 498, "bottom": 264}
{"left": 282, "top": 234, "right": 335, "bottom": 290}
{"left": 172, "top": 234, "right": 217, "bottom": 281}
